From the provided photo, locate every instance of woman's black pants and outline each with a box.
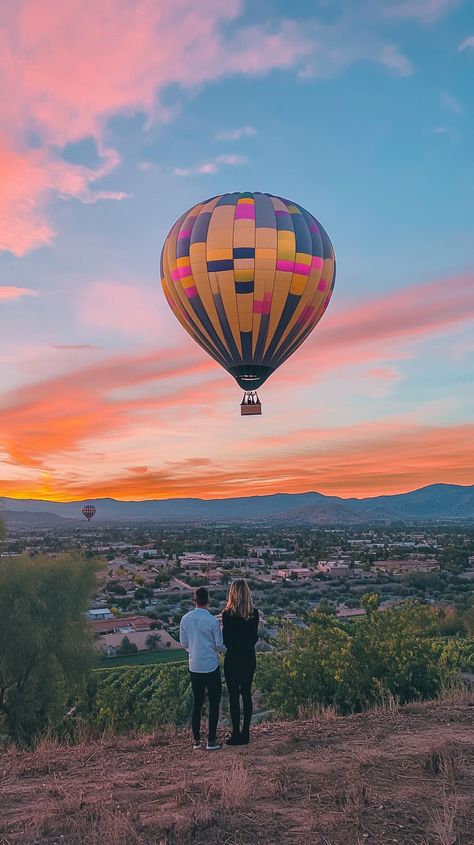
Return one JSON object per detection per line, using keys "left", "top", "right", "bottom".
{"left": 224, "top": 659, "right": 255, "bottom": 735}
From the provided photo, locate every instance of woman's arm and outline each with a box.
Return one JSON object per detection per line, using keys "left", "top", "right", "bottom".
{"left": 252, "top": 610, "right": 259, "bottom": 645}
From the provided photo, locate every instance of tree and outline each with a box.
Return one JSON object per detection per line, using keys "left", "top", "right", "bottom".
{"left": 146, "top": 633, "right": 161, "bottom": 651}
{"left": 0, "top": 554, "right": 97, "bottom": 744}
{"left": 116, "top": 636, "right": 138, "bottom": 656}
{"left": 256, "top": 602, "right": 442, "bottom": 719}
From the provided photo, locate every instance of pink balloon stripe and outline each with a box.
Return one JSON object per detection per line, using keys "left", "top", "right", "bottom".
{"left": 235, "top": 204, "right": 255, "bottom": 220}
{"left": 276, "top": 259, "right": 294, "bottom": 272}
{"left": 293, "top": 262, "right": 311, "bottom": 276}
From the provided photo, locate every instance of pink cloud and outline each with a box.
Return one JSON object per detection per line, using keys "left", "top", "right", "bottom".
{"left": 0, "top": 1, "right": 310, "bottom": 255}
{"left": 78, "top": 281, "right": 176, "bottom": 336}
{"left": 0, "top": 1, "right": 419, "bottom": 256}
{"left": 0, "top": 136, "right": 120, "bottom": 255}
{"left": 275, "top": 273, "right": 474, "bottom": 386}
{"left": 0, "top": 285, "right": 37, "bottom": 301}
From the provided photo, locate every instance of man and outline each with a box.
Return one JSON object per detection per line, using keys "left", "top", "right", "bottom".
{"left": 180, "top": 586, "right": 225, "bottom": 750}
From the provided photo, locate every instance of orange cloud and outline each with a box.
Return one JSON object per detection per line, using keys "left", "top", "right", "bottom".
{"left": 1, "top": 271, "right": 472, "bottom": 479}
{"left": 0, "top": 285, "right": 37, "bottom": 301}
{"left": 0, "top": 345, "right": 224, "bottom": 468}
{"left": 3, "top": 421, "right": 471, "bottom": 501}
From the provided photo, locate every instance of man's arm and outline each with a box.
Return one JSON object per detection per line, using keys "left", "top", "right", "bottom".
{"left": 213, "top": 617, "right": 226, "bottom": 653}
{"left": 179, "top": 617, "right": 189, "bottom": 650}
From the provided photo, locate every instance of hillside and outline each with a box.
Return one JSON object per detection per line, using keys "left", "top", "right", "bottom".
{"left": 2, "top": 483, "right": 474, "bottom": 524}
{"left": 1, "top": 696, "right": 473, "bottom": 844}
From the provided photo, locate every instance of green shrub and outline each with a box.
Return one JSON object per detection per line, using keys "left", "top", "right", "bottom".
{"left": 256, "top": 600, "right": 443, "bottom": 718}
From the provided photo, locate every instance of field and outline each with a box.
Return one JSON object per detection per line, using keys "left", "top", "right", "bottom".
{"left": 1, "top": 693, "right": 473, "bottom": 844}
{"left": 98, "top": 648, "right": 188, "bottom": 669}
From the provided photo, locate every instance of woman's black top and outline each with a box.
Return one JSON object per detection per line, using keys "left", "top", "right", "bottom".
{"left": 222, "top": 608, "right": 259, "bottom": 669}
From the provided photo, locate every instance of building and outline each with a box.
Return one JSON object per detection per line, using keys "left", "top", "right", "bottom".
{"left": 372, "top": 559, "right": 439, "bottom": 574}
{"left": 90, "top": 615, "right": 154, "bottom": 635}
{"left": 336, "top": 606, "right": 367, "bottom": 620}
{"left": 88, "top": 608, "right": 114, "bottom": 621}
{"left": 317, "top": 561, "right": 350, "bottom": 577}
{"left": 96, "top": 628, "right": 180, "bottom": 657}
{"left": 274, "top": 568, "right": 312, "bottom": 580}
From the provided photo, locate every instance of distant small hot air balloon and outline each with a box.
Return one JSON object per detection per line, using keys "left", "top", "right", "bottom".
{"left": 161, "top": 192, "right": 335, "bottom": 414}
{"left": 82, "top": 504, "right": 96, "bottom": 522}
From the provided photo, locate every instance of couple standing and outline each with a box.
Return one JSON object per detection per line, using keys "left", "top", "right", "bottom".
{"left": 179, "top": 579, "right": 258, "bottom": 750}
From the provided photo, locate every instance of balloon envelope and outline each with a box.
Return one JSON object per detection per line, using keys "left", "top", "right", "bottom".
{"left": 82, "top": 505, "right": 96, "bottom": 522}
{"left": 161, "top": 192, "right": 335, "bottom": 391}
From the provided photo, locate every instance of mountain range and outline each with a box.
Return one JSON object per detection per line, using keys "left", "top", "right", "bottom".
{"left": 1, "top": 483, "right": 473, "bottom": 525}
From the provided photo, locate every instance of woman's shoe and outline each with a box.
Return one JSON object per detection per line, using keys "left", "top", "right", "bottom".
{"left": 225, "top": 733, "right": 242, "bottom": 746}
{"left": 239, "top": 730, "right": 250, "bottom": 745}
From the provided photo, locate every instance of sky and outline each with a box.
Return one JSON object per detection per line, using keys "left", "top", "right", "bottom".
{"left": 0, "top": 0, "right": 473, "bottom": 502}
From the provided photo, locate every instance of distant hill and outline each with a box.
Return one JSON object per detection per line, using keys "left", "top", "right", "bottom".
{"left": 1, "top": 483, "right": 473, "bottom": 524}
{"left": 1, "top": 509, "right": 78, "bottom": 528}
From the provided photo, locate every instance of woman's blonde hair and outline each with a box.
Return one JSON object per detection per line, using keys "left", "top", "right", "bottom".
{"left": 225, "top": 578, "right": 254, "bottom": 620}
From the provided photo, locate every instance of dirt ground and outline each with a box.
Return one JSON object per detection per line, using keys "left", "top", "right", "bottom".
{"left": 1, "top": 694, "right": 474, "bottom": 845}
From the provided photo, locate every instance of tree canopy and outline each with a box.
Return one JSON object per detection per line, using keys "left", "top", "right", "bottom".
{"left": 0, "top": 553, "right": 98, "bottom": 744}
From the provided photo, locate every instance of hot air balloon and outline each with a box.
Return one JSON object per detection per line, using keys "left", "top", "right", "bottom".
{"left": 82, "top": 504, "right": 96, "bottom": 522}
{"left": 161, "top": 192, "right": 335, "bottom": 414}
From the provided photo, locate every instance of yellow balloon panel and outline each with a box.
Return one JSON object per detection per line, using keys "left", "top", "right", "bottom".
{"left": 160, "top": 192, "right": 335, "bottom": 391}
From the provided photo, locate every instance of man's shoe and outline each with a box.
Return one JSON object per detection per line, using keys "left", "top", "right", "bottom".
{"left": 225, "top": 733, "right": 242, "bottom": 746}
{"left": 193, "top": 740, "right": 204, "bottom": 750}
{"left": 206, "top": 740, "right": 222, "bottom": 751}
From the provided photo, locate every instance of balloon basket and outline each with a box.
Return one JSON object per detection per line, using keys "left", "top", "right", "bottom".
{"left": 241, "top": 391, "right": 262, "bottom": 415}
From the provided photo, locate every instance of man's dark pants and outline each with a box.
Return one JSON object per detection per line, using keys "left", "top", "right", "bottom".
{"left": 190, "top": 666, "right": 222, "bottom": 742}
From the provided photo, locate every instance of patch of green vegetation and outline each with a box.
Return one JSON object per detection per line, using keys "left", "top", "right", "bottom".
{"left": 98, "top": 648, "right": 188, "bottom": 669}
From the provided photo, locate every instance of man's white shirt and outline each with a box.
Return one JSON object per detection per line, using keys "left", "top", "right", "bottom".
{"left": 179, "top": 607, "right": 225, "bottom": 673}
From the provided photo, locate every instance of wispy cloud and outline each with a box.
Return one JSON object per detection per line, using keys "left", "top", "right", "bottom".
{"left": 0, "top": 286, "right": 38, "bottom": 302}
{"left": 275, "top": 273, "right": 474, "bottom": 388}
{"left": 384, "top": 0, "right": 459, "bottom": 22}
{"left": 174, "top": 154, "right": 247, "bottom": 177}
{"left": 215, "top": 126, "right": 257, "bottom": 141}
{"left": 51, "top": 344, "right": 102, "bottom": 351}
{"left": 81, "top": 190, "right": 132, "bottom": 204}
{"left": 440, "top": 90, "right": 463, "bottom": 114}
{"left": 459, "top": 35, "right": 474, "bottom": 51}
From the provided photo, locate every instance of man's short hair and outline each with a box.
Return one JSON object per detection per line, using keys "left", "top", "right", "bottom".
{"left": 194, "top": 586, "right": 209, "bottom": 606}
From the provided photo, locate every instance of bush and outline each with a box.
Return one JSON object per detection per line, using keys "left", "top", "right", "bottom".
{"left": 0, "top": 554, "right": 97, "bottom": 744}
{"left": 256, "top": 600, "right": 443, "bottom": 718}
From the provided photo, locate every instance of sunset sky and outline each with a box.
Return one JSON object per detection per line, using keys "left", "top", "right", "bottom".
{"left": 0, "top": 0, "right": 473, "bottom": 502}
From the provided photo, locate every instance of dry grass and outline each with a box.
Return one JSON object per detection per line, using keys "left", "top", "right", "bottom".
{"left": 273, "top": 765, "right": 293, "bottom": 801}
{"left": 427, "top": 792, "right": 459, "bottom": 845}
{"left": 1, "top": 697, "right": 474, "bottom": 845}
{"left": 298, "top": 703, "right": 338, "bottom": 720}
{"left": 423, "top": 742, "right": 467, "bottom": 783}
{"left": 13, "top": 800, "right": 144, "bottom": 845}
{"left": 218, "top": 758, "right": 250, "bottom": 810}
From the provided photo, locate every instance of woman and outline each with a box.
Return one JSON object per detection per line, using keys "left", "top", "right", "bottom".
{"left": 222, "top": 579, "right": 259, "bottom": 746}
